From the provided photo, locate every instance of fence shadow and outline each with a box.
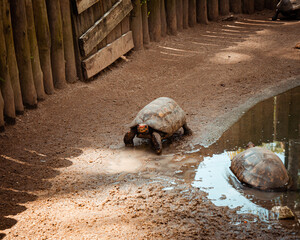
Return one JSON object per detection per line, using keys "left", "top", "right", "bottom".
{"left": 0, "top": 134, "right": 77, "bottom": 237}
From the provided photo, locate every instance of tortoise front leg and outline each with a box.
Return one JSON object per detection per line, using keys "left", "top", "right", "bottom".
{"left": 183, "top": 123, "right": 192, "bottom": 136}
{"left": 124, "top": 127, "right": 137, "bottom": 147}
{"left": 272, "top": 9, "right": 280, "bottom": 21}
{"left": 152, "top": 132, "right": 162, "bottom": 155}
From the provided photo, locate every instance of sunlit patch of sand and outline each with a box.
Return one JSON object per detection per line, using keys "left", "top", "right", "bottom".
{"left": 210, "top": 52, "right": 252, "bottom": 64}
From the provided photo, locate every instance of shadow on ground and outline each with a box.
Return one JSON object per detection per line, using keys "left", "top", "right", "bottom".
{"left": 0, "top": 140, "right": 76, "bottom": 237}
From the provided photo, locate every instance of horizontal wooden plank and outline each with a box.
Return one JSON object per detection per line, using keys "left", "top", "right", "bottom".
{"left": 79, "top": 0, "right": 133, "bottom": 56}
{"left": 82, "top": 31, "right": 134, "bottom": 79}
{"left": 76, "top": 0, "right": 100, "bottom": 14}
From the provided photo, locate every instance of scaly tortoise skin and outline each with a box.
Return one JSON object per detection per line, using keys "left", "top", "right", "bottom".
{"left": 124, "top": 97, "right": 192, "bottom": 154}
{"left": 230, "top": 147, "right": 290, "bottom": 191}
{"left": 272, "top": 0, "right": 300, "bottom": 20}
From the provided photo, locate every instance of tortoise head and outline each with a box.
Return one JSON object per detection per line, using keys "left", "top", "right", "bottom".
{"left": 137, "top": 124, "right": 149, "bottom": 134}
{"left": 246, "top": 142, "right": 255, "bottom": 149}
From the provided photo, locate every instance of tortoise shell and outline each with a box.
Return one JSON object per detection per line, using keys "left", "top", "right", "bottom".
{"left": 230, "top": 147, "right": 289, "bottom": 191}
{"left": 277, "top": 0, "right": 300, "bottom": 12}
{"left": 130, "top": 97, "right": 186, "bottom": 136}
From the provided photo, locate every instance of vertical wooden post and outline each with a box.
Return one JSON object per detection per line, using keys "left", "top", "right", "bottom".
{"left": 288, "top": 140, "right": 299, "bottom": 191}
{"left": 161, "top": 0, "right": 167, "bottom": 37}
{"left": 265, "top": 0, "right": 277, "bottom": 9}
{"left": 230, "top": 0, "right": 242, "bottom": 13}
{"left": 208, "top": 0, "right": 219, "bottom": 21}
{"left": 182, "top": 0, "right": 189, "bottom": 28}
{"left": 46, "top": 0, "right": 67, "bottom": 89}
{"left": 32, "top": 0, "right": 55, "bottom": 94}
{"left": 25, "top": 0, "right": 46, "bottom": 100}
{"left": 270, "top": 0, "right": 278, "bottom": 9}
{"left": 141, "top": 1, "right": 150, "bottom": 45}
{"left": 0, "top": 1, "right": 16, "bottom": 124}
{"left": 166, "top": 0, "right": 177, "bottom": 35}
{"left": 219, "top": 0, "right": 230, "bottom": 15}
{"left": 148, "top": 0, "right": 161, "bottom": 41}
{"left": 0, "top": 90, "right": 4, "bottom": 131}
{"left": 60, "top": 0, "right": 77, "bottom": 83}
{"left": 242, "top": 0, "right": 255, "bottom": 14}
{"left": 131, "top": 0, "right": 143, "bottom": 50}
{"left": 196, "top": 0, "right": 208, "bottom": 24}
{"left": 2, "top": 0, "right": 24, "bottom": 114}
{"left": 188, "top": 0, "right": 197, "bottom": 27}
{"left": 10, "top": 0, "right": 38, "bottom": 108}
{"left": 255, "top": 0, "right": 265, "bottom": 10}
{"left": 176, "top": 0, "right": 183, "bottom": 31}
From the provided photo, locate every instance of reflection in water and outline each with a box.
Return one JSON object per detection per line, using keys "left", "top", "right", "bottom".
{"left": 183, "top": 87, "right": 300, "bottom": 223}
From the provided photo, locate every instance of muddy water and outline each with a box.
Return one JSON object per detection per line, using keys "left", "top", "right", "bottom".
{"left": 179, "top": 86, "right": 300, "bottom": 226}
{"left": 110, "top": 86, "right": 299, "bottom": 228}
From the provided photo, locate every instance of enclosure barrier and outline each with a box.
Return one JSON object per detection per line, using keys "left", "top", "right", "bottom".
{"left": 0, "top": 0, "right": 278, "bottom": 131}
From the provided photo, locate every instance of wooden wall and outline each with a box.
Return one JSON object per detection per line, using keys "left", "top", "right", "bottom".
{"left": 71, "top": 0, "right": 133, "bottom": 80}
{"left": 0, "top": 0, "right": 279, "bottom": 131}
{"left": 130, "top": 0, "right": 279, "bottom": 50}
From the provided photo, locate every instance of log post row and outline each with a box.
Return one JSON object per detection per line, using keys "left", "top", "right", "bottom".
{"left": 161, "top": 0, "right": 167, "bottom": 37}
{"left": 176, "top": 0, "right": 183, "bottom": 31}
{"left": 60, "top": 0, "right": 78, "bottom": 83}
{"left": 0, "top": 1, "right": 16, "bottom": 124}
{"left": 46, "top": 0, "right": 67, "bottom": 89}
{"left": 165, "top": 0, "right": 177, "bottom": 35}
{"left": 208, "top": 0, "right": 219, "bottom": 21}
{"left": 2, "top": 0, "right": 24, "bottom": 114}
{"left": 141, "top": 1, "right": 150, "bottom": 45}
{"left": 230, "top": 0, "right": 242, "bottom": 13}
{"left": 255, "top": 0, "right": 265, "bottom": 11}
{"left": 242, "top": 0, "right": 255, "bottom": 14}
{"left": 10, "top": 0, "right": 38, "bottom": 108}
{"left": 219, "top": 0, "right": 230, "bottom": 15}
{"left": 130, "top": 0, "right": 143, "bottom": 50}
{"left": 148, "top": 0, "right": 161, "bottom": 41}
{"left": 32, "top": 0, "right": 55, "bottom": 95}
{"left": 188, "top": 0, "right": 197, "bottom": 27}
{"left": 182, "top": 0, "right": 189, "bottom": 28}
{"left": 25, "top": 0, "right": 46, "bottom": 100}
{"left": 196, "top": 0, "right": 208, "bottom": 24}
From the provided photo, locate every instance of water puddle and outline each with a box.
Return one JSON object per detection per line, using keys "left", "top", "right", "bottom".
{"left": 175, "top": 86, "right": 300, "bottom": 226}
{"left": 111, "top": 86, "right": 299, "bottom": 228}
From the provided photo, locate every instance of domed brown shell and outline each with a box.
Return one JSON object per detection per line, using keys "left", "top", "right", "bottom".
{"left": 230, "top": 147, "right": 289, "bottom": 190}
{"left": 277, "top": 0, "right": 300, "bottom": 12}
{"left": 130, "top": 97, "right": 186, "bottom": 136}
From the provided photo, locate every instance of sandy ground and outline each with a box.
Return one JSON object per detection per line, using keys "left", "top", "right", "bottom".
{"left": 1, "top": 11, "right": 300, "bottom": 239}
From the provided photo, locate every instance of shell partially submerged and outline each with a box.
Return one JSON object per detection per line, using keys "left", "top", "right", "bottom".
{"left": 230, "top": 147, "right": 289, "bottom": 191}
{"left": 130, "top": 97, "right": 186, "bottom": 136}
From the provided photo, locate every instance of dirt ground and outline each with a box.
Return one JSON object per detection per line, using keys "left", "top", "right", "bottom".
{"left": 1, "top": 10, "right": 300, "bottom": 239}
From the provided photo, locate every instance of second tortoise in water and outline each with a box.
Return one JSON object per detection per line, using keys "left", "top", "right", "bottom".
{"left": 230, "top": 146, "right": 290, "bottom": 191}
{"left": 124, "top": 97, "right": 192, "bottom": 154}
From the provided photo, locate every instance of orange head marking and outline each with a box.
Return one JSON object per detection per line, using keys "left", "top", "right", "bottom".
{"left": 138, "top": 124, "right": 149, "bottom": 134}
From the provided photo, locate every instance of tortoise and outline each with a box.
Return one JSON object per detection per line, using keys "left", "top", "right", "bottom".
{"left": 230, "top": 145, "right": 290, "bottom": 191}
{"left": 272, "top": 0, "right": 300, "bottom": 21}
{"left": 124, "top": 97, "right": 192, "bottom": 154}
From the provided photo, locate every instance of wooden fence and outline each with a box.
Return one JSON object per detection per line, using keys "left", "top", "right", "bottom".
{"left": 0, "top": 0, "right": 278, "bottom": 131}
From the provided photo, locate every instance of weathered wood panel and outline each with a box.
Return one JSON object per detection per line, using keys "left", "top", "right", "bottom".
{"left": 79, "top": 0, "right": 133, "bottom": 56}
{"left": 71, "top": 0, "right": 100, "bottom": 81}
{"left": 82, "top": 31, "right": 134, "bottom": 79}
{"left": 76, "top": 0, "right": 99, "bottom": 14}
